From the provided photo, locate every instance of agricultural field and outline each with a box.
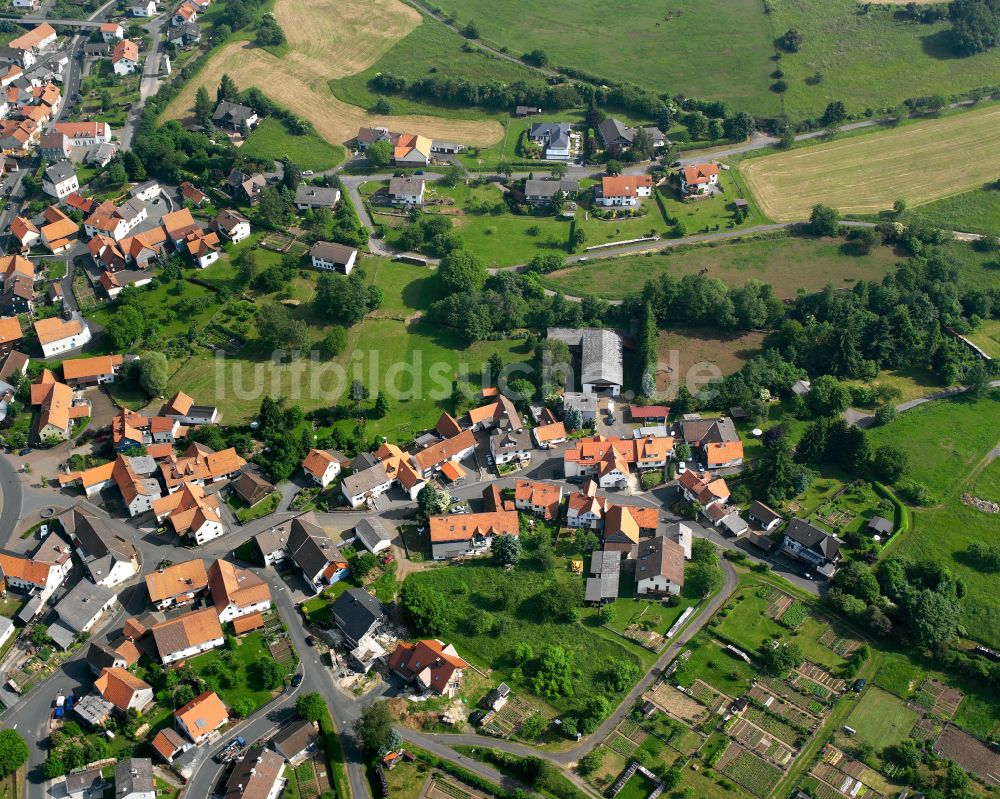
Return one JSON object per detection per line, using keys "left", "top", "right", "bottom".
{"left": 240, "top": 118, "right": 345, "bottom": 171}
{"left": 904, "top": 184, "right": 1000, "bottom": 236}
{"left": 543, "top": 235, "right": 903, "bottom": 300}
{"left": 163, "top": 0, "right": 503, "bottom": 147}
{"left": 844, "top": 688, "right": 920, "bottom": 750}
{"left": 655, "top": 328, "right": 766, "bottom": 398}
{"left": 871, "top": 391, "right": 1000, "bottom": 647}
{"left": 740, "top": 105, "right": 1000, "bottom": 221}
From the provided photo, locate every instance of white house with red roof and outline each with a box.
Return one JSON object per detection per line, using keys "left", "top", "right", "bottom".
{"left": 680, "top": 163, "right": 720, "bottom": 195}
{"left": 388, "top": 639, "right": 468, "bottom": 697}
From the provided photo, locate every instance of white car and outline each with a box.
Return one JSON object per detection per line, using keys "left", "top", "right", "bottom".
{"left": 677, "top": 461, "right": 687, "bottom": 475}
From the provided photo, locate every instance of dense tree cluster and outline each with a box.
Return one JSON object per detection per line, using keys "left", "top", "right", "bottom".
{"left": 948, "top": 0, "right": 1000, "bottom": 54}
{"left": 254, "top": 396, "right": 312, "bottom": 480}
{"left": 314, "top": 269, "right": 382, "bottom": 326}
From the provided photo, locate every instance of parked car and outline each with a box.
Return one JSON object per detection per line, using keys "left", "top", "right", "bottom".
{"left": 852, "top": 678, "right": 866, "bottom": 693}
{"left": 302, "top": 170, "right": 314, "bottom": 176}
{"left": 18, "top": 448, "right": 32, "bottom": 456}
{"left": 291, "top": 673, "right": 303, "bottom": 687}
{"left": 305, "top": 635, "right": 316, "bottom": 646}
{"left": 676, "top": 461, "right": 686, "bottom": 475}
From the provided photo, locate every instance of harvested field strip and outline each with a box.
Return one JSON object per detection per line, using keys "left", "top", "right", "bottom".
{"left": 740, "top": 106, "right": 1000, "bottom": 221}
{"left": 163, "top": 0, "right": 503, "bottom": 148}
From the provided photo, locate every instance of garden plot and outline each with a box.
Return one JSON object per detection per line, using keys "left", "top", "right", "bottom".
{"left": 427, "top": 775, "right": 490, "bottom": 799}
{"left": 728, "top": 717, "right": 795, "bottom": 767}
{"left": 749, "top": 685, "right": 822, "bottom": 728}
{"left": 934, "top": 725, "right": 1000, "bottom": 786}
{"left": 743, "top": 707, "right": 801, "bottom": 748}
{"left": 794, "top": 662, "right": 846, "bottom": 695}
{"left": 764, "top": 589, "right": 793, "bottom": 620}
{"left": 818, "top": 628, "right": 865, "bottom": 659}
{"left": 480, "top": 695, "right": 537, "bottom": 739}
{"left": 759, "top": 677, "right": 833, "bottom": 713}
{"left": 910, "top": 717, "right": 940, "bottom": 742}
{"left": 717, "top": 743, "right": 784, "bottom": 797}
{"left": 647, "top": 682, "right": 710, "bottom": 724}
{"left": 918, "top": 679, "right": 963, "bottom": 721}
{"left": 810, "top": 750, "right": 886, "bottom": 799}
{"left": 604, "top": 719, "right": 648, "bottom": 759}
{"left": 624, "top": 624, "right": 667, "bottom": 652}
{"left": 689, "top": 679, "right": 731, "bottom": 714}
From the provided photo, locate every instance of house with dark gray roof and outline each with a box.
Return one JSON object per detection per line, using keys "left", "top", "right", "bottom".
{"left": 271, "top": 719, "right": 317, "bottom": 764}
{"left": 596, "top": 118, "right": 667, "bottom": 156}
{"left": 286, "top": 513, "right": 348, "bottom": 593}
{"left": 548, "top": 327, "right": 624, "bottom": 396}
{"left": 115, "top": 757, "right": 154, "bottom": 799}
{"left": 213, "top": 101, "right": 258, "bottom": 131}
{"left": 388, "top": 176, "right": 424, "bottom": 206}
{"left": 59, "top": 504, "right": 139, "bottom": 587}
{"left": 748, "top": 500, "right": 782, "bottom": 531}
{"left": 524, "top": 178, "right": 579, "bottom": 205}
{"left": 528, "top": 122, "right": 572, "bottom": 160}
{"left": 331, "top": 587, "right": 383, "bottom": 647}
{"left": 310, "top": 241, "right": 357, "bottom": 275}
{"left": 295, "top": 184, "right": 340, "bottom": 211}
{"left": 50, "top": 581, "right": 119, "bottom": 649}
{"left": 781, "top": 518, "right": 841, "bottom": 578}
{"left": 354, "top": 518, "right": 392, "bottom": 554}
{"left": 585, "top": 550, "right": 620, "bottom": 604}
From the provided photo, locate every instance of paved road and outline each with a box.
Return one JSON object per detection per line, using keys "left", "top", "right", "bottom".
{"left": 845, "top": 379, "right": 1000, "bottom": 427}
{"left": 3, "top": 16, "right": 108, "bottom": 25}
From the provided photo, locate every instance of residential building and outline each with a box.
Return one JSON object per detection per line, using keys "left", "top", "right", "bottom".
{"left": 635, "top": 537, "right": 686, "bottom": 596}
{"left": 294, "top": 184, "right": 340, "bottom": 211}
{"left": 331, "top": 587, "right": 383, "bottom": 647}
{"left": 222, "top": 747, "right": 285, "bottom": 799}
{"left": 309, "top": 241, "right": 357, "bottom": 274}
{"left": 226, "top": 169, "right": 265, "bottom": 205}
{"left": 100, "top": 22, "right": 124, "bottom": 41}
{"left": 162, "top": 391, "right": 219, "bottom": 424}
{"left": 429, "top": 510, "right": 518, "bottom": 560}
{"left": 112, "top": 454, "right": 162, "bottom": 516}
{"left": 392, "top": 132, "right": 431, "bottom": 165}
{"left": 184, "top": 228, "right": 221, "bottom": 268}
{"left": 629, "top": 405, "right": 670, "bottom": 424}
{"left": 207, "top": 558, "right": 271, "bottom": 622}
{"left": 282, "top": 514, "right": 348, "bottom": 593}
{"left": 747, "top": 500, "right": 782, "bottom": 532}
{"left": 705, "top": 440, "right": 744, "bottom": 469}
{"left": 0, "top": 316, "right": 22, "bottom": 355}
{"left": 128, "top": 180, "right": 161, "bottom": 202}
{"left": 302, "top": 448, "right": 342, "bottom": 487}
{"left": 95, "top": 667, "right": 153, "bottom": 713}
{"left": 115, "top": 758, "right": 155, "bottom": 799}
{"left": 161, "top": 208, "right": 199, "bottom": 247}
{"left": 39, "top": 206, "right": 79, "bottom": 254}
{"left": 84, "top": 198, "right": 148, "bottom": 241}
{"left": 152, "top": 607, "right": 224, "bottom": 664}
{"left": 387, "top": 176, "right": 424, "bottom": 206}
{"left": 430, "top": 139, "right": 464, "bottom": 154}
{"left": 781, "top": 518, "right": 842, "bottom": 578}
{"left": 168, "top": 21, "right": 200, "bottom": 44}
{"left": 42, "top": 161, "right": 78, "bottom": 199}
{"left": 680, "top": 163, "right": 720, "bottom": 195}
{"left": 489, "top": 426, "right": 532, "bottom": 465}
{"left": 174, "top": 690, "right": 228, "bottom": 743}
{"left": 63, "top": 769, "right": 106, "bottom": 797}
{"left": 111, "top": 40, "right": 140, "bottom": 75}
{"left": 11, "top": 216, "right": 39, "bottom": 252}
{"left": 61, "top": 354, "right": 123, "bottom": 388}
{"left": 153, "top": 482, "right": 225, "bottom": 544}
{"left": 513, "top": 480, "right": 562, "bottom": 520}
{"left": 151, "top": 728, "right": 187, "bottom": 763}
{"left": 523, "top": 178, "right": 578, "bottom": 205}
{"left": 54, "top": 120, "right": 112, "bottom": 146}
{"left": 678, "top": 469, "right": 730, "bottom": 508}
{"left": 465, "top": 395, "right": 522, "bottom": 432}
{"left": 341, "top": 447, "right": 424, "bottom": 508}
{"left": 596, "top": 118, "right": 666, "bottom": 156}
{"left": 679, "top": 416, "right": 743, "bottom": 467}
{"left": 389, "top": 639, "right": 468, "bottom": 696}
{"left": 354, "top": 517, "right": 392, "bottom": 554}
{"left": 597, "top": 175, "right": 653, "bottom": 207}
{"left": 230, "top": 470, "right": 274, "bottom": 508}
{"left": 532, "top": 421, "right": 567, "bottom": 447}
{"left": 180, "top": 181, "right": 208, "bottom": 205}
{"left": 271, "top": 720, "right": 317, "bottom": 765}
{"left": 212, "top": 101, "right": 258, "bottom": 131}
{"left": 566, "top": 482, "right": 608, "bottom": 529}
{"left": 563, "top": 435, "right": 674, "bottom": 485}
{"left": 59, "top": 504, "right": 139, "bottom": 586}
{"left": 171, "top": 2, "right": 197, "bottom": 25}
{"left": 144, "top": 558, "right": 209, "bottom": 609}
{"left": 49, "top": 580, "right": 118, "bottom": 648}
{"left": 0, "top": 618, "right": 14, "bottom": 651}
{"left": 159, "top": 442, "right": 246, "bottom": 493}
{"left": 9, "top": 24, "right": 57, "bottom": 67}
{"left": 130, "top": 0, "right": 157, "bottom": 15}
{"left": 603, "top": 503, "right": 659, "bottom": 554}
{"left": 0, "top": 349, "right": 28, "bottom": 382}
{"left": 0, "top": 553, "right": 60, "bottom": 603}
{"left": 212, "top": 209, "right": 251, "bottom": 243}
{"left": 548, "top": 327, "right": 624, "bottom": 395}
{"left": 411, "top": 430, "right": 477, "bottom": 478}
{"left": 585, "top": 549, "right": 620, "bottom": 604}
{"left": 31, "top": 369, "right": 89, "bottom": 440}
{"left": 528, "top": 122, "right": 572, "bottom": 160}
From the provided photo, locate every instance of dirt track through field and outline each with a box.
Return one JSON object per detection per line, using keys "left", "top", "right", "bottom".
{"left": 163, "top": 0, "right": 503, "bottom": 147}
{"left": 740, "top": 105, "right": 1000, "bottom": 221}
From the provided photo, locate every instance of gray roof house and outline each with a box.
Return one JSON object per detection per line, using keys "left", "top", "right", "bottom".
{"left": 331, "top": 587, "right": 384, "bottom": 647}
{"left": 781, "top": 518, "right": 842, "bottom": 578}
{"left": 59, "top": 504, "right": 138, "bottom": 587}
{"left": 354, "top": 518, "right": 392, "bottom": 554}
{"left": 285, "top": 513, "right": 347, "bottom": 593}
{"left": 271, "top": 719, "right": 317, "bottom": 764}
{"left": 294, "top": 184, "right": 340, "bottom": 210}
{"left": 548, "top": 327, "right": 624, "bottom": 396}
{"left": 64, "top": 767, "right": 107, "bottom": 797}
{"left": 524, "top": 178, "right": 579, "bottom": 204}
{"left": 596, "top": 118, "right": 667, "bottom": 154}
{"left": 212, "top": 100, "right": 258, "bottom": 130}
{"left": 679, "top": 416, "right": 739, "bottom": 448}
{"left": 528, "top": 122, "right": 572, "bottom": 159}
{"left": 585, "top": 549, "right": 620, "bottom": 604}
{"left": 50, "top": 581, "right": 119, "bottom": 649}
{"left": 867, "top": 516, "right": 893, "bottom": 536}
{"left": 115, "top": 758, "right": 154, "bottom": 799}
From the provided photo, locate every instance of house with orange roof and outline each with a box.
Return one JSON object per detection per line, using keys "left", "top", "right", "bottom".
{"left": 680, "top": 163, "right": 720, "bottom": 195}
{"left": 302, "top": 448, "right": 341, "bottom": 488}
{"left": 1, "top": 252, "right": 34, "bottom": 290}
{"left": 113, "top": 453, "right": 163, "bottom": 516}
{"left": 30, "top": 369, "right": 89, "bottom": 440}
{"left": 565, "top": 482, "right": 608, "bottom": 529}
{"left": 392, "top": 132, "right": 431, "bottom": 166}
{"left": 171, "top": 2, "right": 197, "bottom": 25}
{"left": 53, "top": 121, "right": 112, "bottom": 146}
{"left": 151, "top": 728, "right": 187, "bottom": 762}
{"left": 678, "top": 469, "right": 731, "bottom": 507}
{"left": 118, "top": 226, "right": 166, "bottom": 269}
{"left": 183, "top": 227, "right": 220, "bottom": 268}
{"left": 705, "top": 440, "right": 744, "bottom": 469}
{"left": 160, "top": 208, "right": 199, "bottom": 247}
{"left": 39, "top": 206, "right": 79, "bottom": 254}
{"left": 84, "top": 198, "right": 149, "bottom": 242}
{"left": 58, "top": 459, "right": 115, "bottom": 496}
{"left": 180, "top": 181, "right": 208, "bottom": 205}
{"left": 144, "top": 558, "right": 209, "bottom": 609}
{"left": 100, "top": 22, "right": 124, "bottom": 41}
{"left": 161, "top": 390, "right": 219, "bottom": 424}
{"left": 563, "top": 434, "right": 674, "bottom": 487}
{"left": 411, "top": 429, "right": 476, "bottom": 478}
{"left": 112, "top": 407, "right": 150, "bottom": 450}
{"left": 149, "top": 414, "right": 185, "bottom": 443}
{"left": 10, "top": 216, "right": 38, "bottom": 252}
{"left": 429, "top": 509, "right": 518, "bottom": 560}
{"left": 8, "top": 23, "right": 57, "bottom": 67}
{"left": 513, "top": 479, "right": 563, "bottom": 520}
{"left": 34, "top": 314, "right": 91, "bottom": 358}
{"left": 153, "top": 482, "right": 225, "bottom": 545}
{"left": 597, "top": 175, "right": 653, "bottom": 207}
{"left": 152, "top": 607, "right": 224, "bottom": 664}
{"left": 603, "top": 503, "right": 660, "bottom": 555}
{"left": 532, "top": 420, "right": 567, "bottom": 447}
{"left": 62, "top": 354, "right": 124, "bottom": 388}
{"left": 0, "top": 316, "right": 23, "bottom": 356}
{"left": 465, "top": 395, "right": 522, "bottom": 432}
{"left": 341, "top": 444, "right": 425, "bottom": 508}
{"left": 112, "top": 39, "right": 140, "bottom": 74}
{"left": 0, "top": 552, "right": 61, "bottom": 603}
{"left": 389, "top": 639, "right": 468, "bottom": 696}
{"left": 95, "top": 667, "right": 153, "bottom": 712}
{"left": 159, "top": 442, "right": 245, "bottom": 492}
{"left": 207, "top": 558, "right": 271, "bottom": 622}
{"left": 174, "top": 690, "right": 228, "bottom": 742}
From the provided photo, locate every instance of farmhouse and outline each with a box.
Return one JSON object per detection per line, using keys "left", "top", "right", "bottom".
{"left": 294, "top": 184, "right": 340, "bottom": 211}
{"left": 389, "top": 639, "right": 468, "bottom": 697}
{"left": 428, "top": 510, "right": 518, "bottom": 560}
{"left": 161, "top": 209, "right": 200, "bottom": 245}
{"left": 95, "top": 667, "right": 153, "bottom": 712}
{"left": 392, "top": 132, "right": 431, "bottom": 165}
{"left": 597, "top": 175, "right": 653, "bottom": 207}
{"left": 528, "top": 122, "right": 572, "bottom": 160}
{"left": 302, "top": 448, "right": 342, "bottom": 487}
{"left": 680, "top": 163, "right": 720, "bottom": 196}
{"left": 152, "top": 482, "right": 226, "bottom": 545}
{"left": 0, "top": 552, "right": 61, "bottom": 603}
{"left": 341, "top": 443, "right": 425, "bottom": 508}
{"left": 61, "top": 354, "right": 124, "bottom": 388}
{"left": 34, "top": 314, "right": 91, "bottom": 358}
{"left": 162, "top": 391, "right": 219, "bottom": 424}
{"left": 781, "top": 518, "right": 842, "bottom": 578}
{"left": 152, "top": 607, "right": 224, "bottom": 664}
{"left": 31, "top": 370, "right": 90, "bottom": 440}
{"left": 635, "top": 536, "right": 686, "bottom": 596}
{"left": 309, "top": 241, "right": 357, "bottom": 274}
{"left": 547, "top": 327, "right": 624, "bottom": 395}
{"left": 388, "top": 176, "right": 424, "bottom": 206}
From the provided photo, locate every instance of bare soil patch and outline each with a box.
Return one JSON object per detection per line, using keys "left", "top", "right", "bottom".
{"left": 656, "top": 328, "right": 765, "bottom": 397}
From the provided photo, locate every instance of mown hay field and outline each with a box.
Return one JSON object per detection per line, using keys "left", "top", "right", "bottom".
{"left": 740, "top": 105, "right": 1000, "bottom": 221}
{"left": 163, "top": 0, "right": 503, "bottom": 147}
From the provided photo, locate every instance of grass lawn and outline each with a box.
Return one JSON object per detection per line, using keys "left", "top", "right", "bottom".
{"left": 231, "top": 490, "right": 282, "bottom": 524}
{"left": 873, "top": 651, "right": 925, "bottom": 699}
{"left": 187, "top": 631, "right": 289, "bottom": 711}
{"left": 712, "top": 574, "right": 845, "bottom": 670}
{"left": 542, "top": 235, "right": 903, "bottom": 300}
{"left": 873, "top": 391, "right": 1000, "bottom": 647}
{"left": 965, "top": 319, "right": 1000, "bottom": 360}
{"left": 384, "top": 759, "right": 430, "bottom": 797}
{"left": 740, "top": 105, "right": 1000, "bottom": 221}
{"left": 674, "top": 633, "right": 757, "bottom": 697}
{"left": 905, "top": 183, "right": 1000, "bottom": 236}
{"left": 843, "top": 366, "right": 945, "bottom": 404}
{"left": 156, "top": 778, "right": 180, "bottom": 799}
{"left": 616, "top": 772, "right": 657, "bottom": 799}
{"left": 0, "top": 595, "right": 25, "bottom": 619}
{"left": 89, "top": 278, "right": 222, "bottom": 343}
{"left": 240, "top": 117, "right": 346, "bottom": 171}
{"left": 404, "top": 558, "right": 652, "bottom": 716}
{"left": 845, "top": 687, "right": 920, "bottom": 750}
{"left": 935, "top": 239, "right": 1000, "bottom": 292}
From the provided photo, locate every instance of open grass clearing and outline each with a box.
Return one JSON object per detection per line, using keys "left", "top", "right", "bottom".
{"left": 844, "top": 687, "right": 920, "bottom": 750}
{"left": 905, "top": 184, "right": 1000, "bottom": 236}
{"left": 186, "top": 630, "right": 289, "bottom": 711}
{"left": 240, "top": 117, "right": 345, "bottom": 171}
{"left": 543, "top": 235, "right": 902, "bottom": 300}
{"left": 740, "top": 105, "right": 1000, "bottom": 222}
{"left": 162, "top": 0, "right": 503, "bottom": 147}
{"left": 843, "top": 366, "right": 945, "bottom": 404}
{"left": 965, "top": 319, "right": 1000, "bottom": 360}
{"left": 655, "top": 328, "right": 765, "bottom": 398}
